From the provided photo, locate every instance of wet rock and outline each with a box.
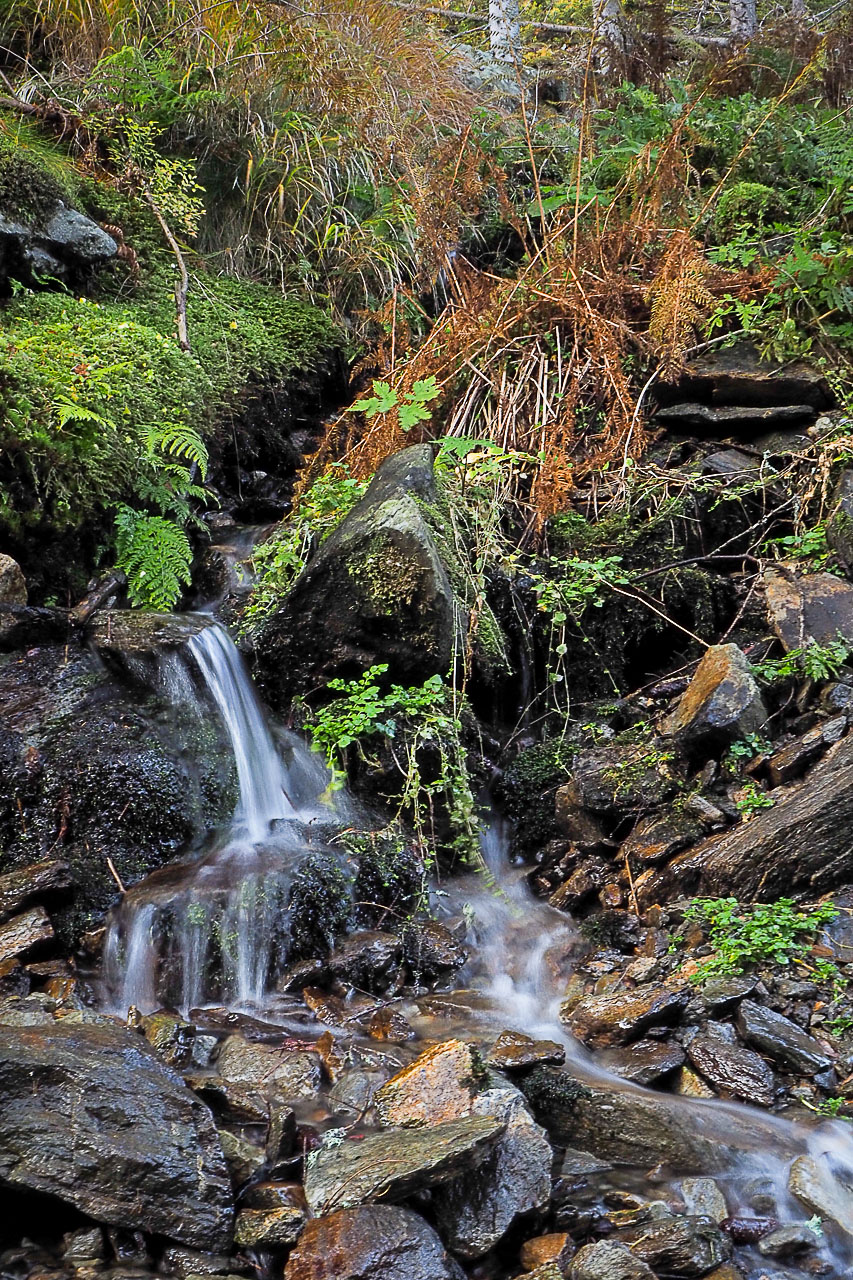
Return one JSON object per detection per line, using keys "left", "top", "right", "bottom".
{"left": 63, "top": 1228, "right": 105, "bottom": 1264}
{"left": 486, "top": 1029, "right": 566, "bottom": 1070}
{"left": 244, "top": 1180, "right": 308, "bottom": 1211}
{"left": 757, "top": 1222, "right": 821, "bottom": 1258}
{"left": 639, "top": 734, "right": 853, "bottom": 902}
{"left": 266, "top": 1103, "right": 297, "bottom": 1163}
{"left": 554, "top": 793, "right": 607, "bottom": 848}
{"left": 720, "top": 1215, "right": 777, "bottom": 1243}
{"left": 623, "top": 812, "right": 703, "bottom": 866}
{"left": 663, "top": 644, "right": 767, "bottom": 753}
{"left": 736, "top": 999, "right": 832, "bottom": 1075}
{"left": 617, "top": 1216, "right": 730, "bottom": 1276}
{"left": 215, "top": 1034, "right": 321, "bottom": 1099}
{"left": 657, "top": 342, "right": 832, "bottom": 413}
{"left": 566, "top": 986, "right": 688, "bottom": 1047}
{"left": 0, "top": 858, "right": 71, "bottom": 923}
{"left": 679, "top": 1178, "right": 728, "bottom": 1224}
{"left": 0, "top": 554, "right": 27, "bottom": 607}
{"left": 218, "top": 1129, "right": 265, "bottom": 1187}
{"left": 161, "top": 1249, "right": 235, "bottom": 1277}
{"left": 0, "top": 906, "right": 53, "bottom": 963}
{"left": 327, "top": 930, "right": 401, "bottom": 991}
{"left": 401, "top": 919, "right": 467, "bottom": 977}
{"left": 558, "top": 743, "right": 679, "bottom": 817}
{"left": 700, "top": 977, "right": 756, "bottom": 1013}
{"left": 521, "top": 1234, "right": 576, "bottom": 1274}
{"left": 764, "top": 567, "right": 853, "bottom": 651}
{"left": 364, "top": 1005, "right": 415, "bottom": 1042}
{"left": 827, "top": 467, "right": 853, "bottom": 573}
{"left": 604, "top": 1038, "right": 686, "bottom": 1085}
{"left": 283, "top": 1205, "right": 464, "bottom": 1280}
{"left": 185, "top": 1075, "right": 271, "bottom": 1124}
{"left": 0, "top": 959, "right": 30, "bottom": 999}
{"left": 655, "top": 403, "right": 815, "bottom": 431}
{"left": 0, "top": 1020, "right": 233, "bottom": 1248}
{"left": 303, "top": 1114, "right": 503, "bottom": 1212}
{"left": 550, "top": 859, "right": 610, "bottom": 911}
{"left": 234, "top": 1207, "right": 305, "bottom": 1249}
{"left": 375, "top": 1039, "right": 476, "bottom": 1125}
{"left": 256, "top": 445, "right": 457, "bottom": 703}
{"left": 789, "top": 1154, "right": 853, "bottom": 1237}
{"left": 766, "top": 723, "right": 841, "bottom": 788}
{"left": 433, "top": 1084, "right": 552, "bottom": 1258}
{"left": 139, "top": 1011, "right": 194, "bottom": 1067}
{"left": 686, "top": 1032, "right": 775, "bottom": 1106}
{"left": 88, "top": 611, "right": 214, "bottom": 676}
{"left": 569, "top": 1241, "right": 656, "bottom": 1280}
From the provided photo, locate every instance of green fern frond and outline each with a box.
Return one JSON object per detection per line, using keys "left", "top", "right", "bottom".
{"left": 145, "top": 422, "right": 209, "bottom": 480}
{"left": 113, "top": 504, "right": 193, "bottom": 610}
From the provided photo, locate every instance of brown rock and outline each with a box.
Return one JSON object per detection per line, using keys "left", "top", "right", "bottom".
{"left": 283, "top": 1205, "right": 464, "bottom": 1279}
{"left": 521, "top": 1233, "right": 575, "bottom": 1275}
{"left": 0, "top": 906, "right": 54, "bottom": 964}
{"left": 664, "top": 644, "right": 766, "bottom": 751}
{"left": 554, "top": 793, "right": 607, "bottom": 848}
{"left": 234, "top": 1206, "right": 305, "bottom": 1248}
{"left": 603, "top": 1038, "right": 686, "bottom": 1085}
{"left": 374, "top": 1039, "right": 475, "bottom": 1126}
{"left": 765, "top": 566, "right": 853, "bottom": 651}
{"left": 0, "top": 859, "right": 71, "bottom": 924}
{"left": 487, "top": 1029, "right": 566, "bottom": 1071}
{"left": 566, "top": 986, "right": 688, "bottom": 1047}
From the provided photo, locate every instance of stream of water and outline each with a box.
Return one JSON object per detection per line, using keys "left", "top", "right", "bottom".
{"left": 102, "top": 620, "right": 853, "bottom": 1273}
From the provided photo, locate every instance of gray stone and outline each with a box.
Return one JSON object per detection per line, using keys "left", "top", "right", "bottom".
{"left": 256, "top": 445, "right": 458, "bottom": 703}
{"left": 789, "top": 1154, "right": 853, "bottom": 1237}
{"left": 827, "top": 468, "right": 853, "bottom": 573}
{"left": 0, "top": 859, "right": 71, "bottom": 925}
{"left": 680, "top": 1177, "right": 728, "bottom": 1223}
{"left": 283, "top": 1205, "right": 464, "bottom": 1279}
{"left": 0, "top": 906, "right": 54, "bottom": 963}
{"left": 764, "top": 567, "right": 853, "bottom": 651}
{"left": 215, "top": 1034, "right": 321, "bottom": 1099}
{"left": 327, "top": 930, "right": 401, "bottom": 990}
{"left": 303, "top": 1114, "right": 503, "bottom": 1213}
{"left": 736, "top": 999, "right": 833, "bottom": 1075}
{"left": 687, "top": 1032, "right": 775, "bottom": 1106}
{"left": 218, "top": 1128, "right": 265, "bottom": 1187}
{"left": 661, "top": 341, "right": 833, "bottom": 411}
{"left": 700, "top": 977, "right": 756, "bottom": 1012}
{"left": 433, "top": 1085, "right": 552, "bottom": 1259}
{"left": 664, "top": 644, "right": 767, "bottom": 751}
{"left": 0, "top": 555, "right": 26, "bottom": 607}
{"left": 605, "top": 1038, "right": 686, "bottom": 1085}
{"left": 234, "top": 1207, "right": 305, "bottom": 1248}
{"left": 656, "top": 403, "right": 816, "bottom": 431}
{"left": 0, "top": 1020, "right": 233, "bottom": 1248}
{"left": 569, "top": 1241, "right": 656, "bottom": 1280}
{"left": 42, "top": 203, "right": 118, "bottom": 260}
{"left": 616, "top": 1215, "right": 729, "bottom": 1276}
{"left": 757, "top": 1222, "right": 821, "bottom": 1257}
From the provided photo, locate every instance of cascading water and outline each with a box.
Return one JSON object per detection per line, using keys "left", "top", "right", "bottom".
{"left": 103, "top": 621, "right": 339, "bottom": 1014}
{"left": 102, "top": 620, "right": 853, "bottom": 1272}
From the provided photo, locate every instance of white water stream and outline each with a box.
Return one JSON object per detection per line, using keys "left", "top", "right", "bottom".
{"left": 102, "top": 620, "right": 853, "bottom": 1274}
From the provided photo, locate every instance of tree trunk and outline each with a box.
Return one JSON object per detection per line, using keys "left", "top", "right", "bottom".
{"left": 730, "top": 0, "right": 757, "bottom": 39}
{"left": 594, "top": 0, "right": 629, "bottom": 71}
{"left": 489, "top": 0, "right": 521, "bottom": 64}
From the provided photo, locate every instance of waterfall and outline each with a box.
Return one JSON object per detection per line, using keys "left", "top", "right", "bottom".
{"left": 188, "top": 623, "right": 296, "bottom": 842}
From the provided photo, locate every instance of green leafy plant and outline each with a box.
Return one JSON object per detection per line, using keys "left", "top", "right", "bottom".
{"left": 761, "top": 525, "right": 832, "bottom": 572}
{"left": 309, "top": 663, "right": 480, "bottom": 863}
{"left": 683, "top": 897, "right": 838, "bottom": 982}
{"left": 751, "top": 636, "right": 851, "bottom": 685}
{"left": 352, "top": 376, "right": 440, "bottom": 433}
{"left": 735, "top": 780, "right": 776, "bottom": 818}
{"left": 723, "top": 733, "right": 772, "bottom": 775}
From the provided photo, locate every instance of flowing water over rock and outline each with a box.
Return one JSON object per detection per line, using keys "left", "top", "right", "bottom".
{"left": 102, "top": 620, "right": 853, "bottom": 1275}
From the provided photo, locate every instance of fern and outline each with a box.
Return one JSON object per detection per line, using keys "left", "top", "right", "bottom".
{"left": 114, "top": 504, "right": 193, "bottom": 610}
{"left": 145, "top": 422, "right": 209, "bottom": 479}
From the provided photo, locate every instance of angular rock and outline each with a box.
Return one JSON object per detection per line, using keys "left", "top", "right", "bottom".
{"left": 638, "top": 734, "right": 853, "bottom": 902}
{"left": 566, "top": 986, "right": 688, "bottom": 1048}
{"left": 558, "top": 743, "right": 679, "bottom": 817}
{"left": 0, "top": 1020, "right": 232, "bottom": 1248}
{"left": 487, "top": 1029, "right": 566, "bottom": 1070}
{"left": 256, "top": 445, "right": 458, "bottom": 702}
{"left": 765, "top": 567, "right": 853, "bottom": 651}
{"left": 234, "top": 1207, "right": 305, "bottom": 1248}
{"left": 161, "top": 1247, "right": 234, "bottom": 1277}
{"left": 657, "top": 342, "right": 833, "bottom": 412}
{"left": 617, "top": 1215, "right": 730, "bottom": 1276}
{"left": 686, "top": 1032, "right": 775, "bottom": 1106}
{"left": 622, "top": 812, "right": 702, "bottom": 866}
{"left": 521, "top": 1234, "right": 576, "bottom": 1275}
{"left": 218, "top": 1129, "right": 265, "bottom": 1187}
{"left": 0, "top": 906, "right": 53, "bottom": 963}
{"left": 828, "top": 467, "right": 853, "bottom": 573}
{"left": 327, "top": 930, "right": 401, "bottom": 990}
{"left": 0, "top": 555, "right": 26, "bottom": 607}
{"left": 569, "top": 1241, "right": 656, "bottom": 1280}
{"left": 554, "top": 792, "right": 607, "bottom": 848}
{"left": 757, "top": 1222, "right": 821, "bottom": 1257}
{"left": 303, "top": 1114, "right": 503, "bottom": 1213}
{"left": 664, "top": 644, "right": 767, "bottom": 753}
{"left": 680, "top": 1177, "right": 728, "bottom": 1224}
{"left": 604, "top": 1038, "right": 686, "bottom": 1085}
{"left": 0, "top": 859, "right": 71, "bottom": 924}
{"left": 789, "top": 1154, "right": 853, "bottom": 1237}
{"left": 401, "top": 919, "right": 467, "bottom": 977}
{"left": 375, "top": 1039, "right": 475, "bottom": 1126}
{"left": 215, "top": 1035, "right": 320, "bottom": 1099}
{"left": 655, "top": 403, "right": 815, "bottom": 431}
{"left": 736, "top": 999, "right": 832, "bottom": 1075}
{"left": 283, "top": 1205, "right": 464, "bottom": 1280}
{"left": 43, "top": 204, "right": 118, "bottom": 261}
{"left": 433, "top": 1084, "right": 552, "bottom": 1259}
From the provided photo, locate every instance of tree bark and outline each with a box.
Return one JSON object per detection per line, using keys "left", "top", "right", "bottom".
{"left": 730, "top": 0, "right": 757, "bottom": 39}
{"left": 489, "top": 0, "right": 522, "bottom": 63}
{"left": 594, "top": 0, "right": 630, "bottom": 71}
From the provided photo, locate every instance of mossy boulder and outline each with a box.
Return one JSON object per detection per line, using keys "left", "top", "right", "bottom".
{"left": 255, "top": 446, "right": 458, "bottom": 705}
{"left": 0, "top": 644, "right": 235, "bottom": 948}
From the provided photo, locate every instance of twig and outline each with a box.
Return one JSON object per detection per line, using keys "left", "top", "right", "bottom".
{"left": 106, "top": 857, "right": 127, "bottom": 895}
{"left": 141, "top": 189, "right": 191, "bottom": 353}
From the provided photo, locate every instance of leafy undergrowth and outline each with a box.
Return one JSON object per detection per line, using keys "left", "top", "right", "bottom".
{"left": 682, "top": 896, "right": 839, "bottom": 982}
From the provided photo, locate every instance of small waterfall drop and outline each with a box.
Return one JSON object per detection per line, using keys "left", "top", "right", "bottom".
{"left": 188, "top": 624, "right": 296, "bottom": 842}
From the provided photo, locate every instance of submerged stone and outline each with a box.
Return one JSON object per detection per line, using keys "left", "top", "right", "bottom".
{"left": 789, "top": 1154, "right": 853, "bottom": 1237}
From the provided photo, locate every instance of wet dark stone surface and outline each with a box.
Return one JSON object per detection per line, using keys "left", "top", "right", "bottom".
{"left": 282, "top": 1205, "right": 465, "bottom": 1280}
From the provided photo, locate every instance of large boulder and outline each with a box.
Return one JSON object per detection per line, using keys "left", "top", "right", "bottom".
{"left": 0, "top": 555, "right": 26, "bottom": 607}
{"left": 283, "top": 1205, "right": 464, "bottom": 1280}
{"left": 764, "top": 567, "right": 853, "bottom": 651}
{"left": 0, "top": 643, "right": 234, "bottom": 947}
{"left": 637, "top": 733, "right": 853, "bottom": 902}
{"left": 0, "top": 1020, "right": 233, "bottom": 1247}
{"left": 255, "top": 446, "right": 458, "bottom": 703}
